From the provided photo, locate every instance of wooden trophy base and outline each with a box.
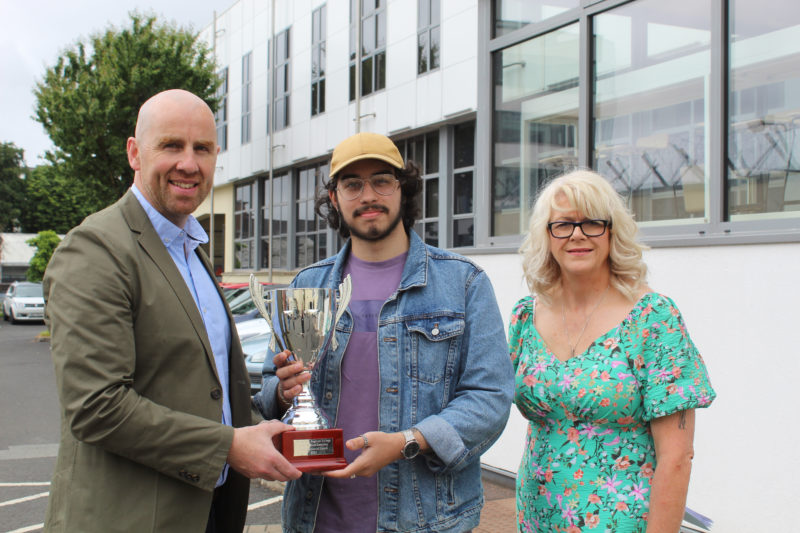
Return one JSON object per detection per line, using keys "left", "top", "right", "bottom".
{"left": 273, "top": 428, "right": 348, "bottom": 472}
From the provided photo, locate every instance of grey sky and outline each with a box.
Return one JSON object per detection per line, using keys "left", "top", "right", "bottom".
{"left": 0, "top": 0, "right": 230, "bottom": 166}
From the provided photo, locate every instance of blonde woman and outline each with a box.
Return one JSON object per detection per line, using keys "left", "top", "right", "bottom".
{"left": 509, "top": 170, "right": 715, "bottom": 532}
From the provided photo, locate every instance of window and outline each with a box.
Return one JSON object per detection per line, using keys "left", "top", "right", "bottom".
{"left": 273, "top": 29, "right": 291, "bottom": 130}
{"left": 593, "top": 0, "right": 711, "bottom": 224}
{"left": 728, "top": 0, "right": 800, "bottom": 220}
{"left": 491, "top": 24, "right": 579, "bottom": 236}
{"left": 417, "top": 0, "right": 440, "bottom": 75}
{"left": 215, "top": 67, "right": 228, "bottom": 151}
{"left": 399, "top": 133, "right": 440, "bottom": 246}
{"left": 453, "top": 122, "right": 475, "bottom": 247}
{"left": 311, "top": 6, "right": 326, "bottom": 116}
{"left": 234, "top": 183, "right": 255, "bottom": 269}
{"left": 296, "top": 164, "right": 329, "bottom": 267}
{"left": 349, "top": 0, "right": 386, "bottom": 100}
{"left": 493, "top": 0, "right": 578, "bottom": 38}
{"left": 261, "top": 173, "right": 290, "bottom": 270}
{"left": 241, "top": 52, "right": 252, "bottom": 144}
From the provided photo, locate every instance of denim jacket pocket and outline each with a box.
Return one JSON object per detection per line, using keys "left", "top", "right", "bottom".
{"left": 404, "top": 315, "right": 465, "bottom": 384}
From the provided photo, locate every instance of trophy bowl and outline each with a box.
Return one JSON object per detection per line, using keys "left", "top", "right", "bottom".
{"left": 249, "top": 275, "right": 351, "bottom": 472}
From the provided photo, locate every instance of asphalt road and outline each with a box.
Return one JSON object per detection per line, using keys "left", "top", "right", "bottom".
{"left": 0, "top": 320, "right": 283, "bottom": 532}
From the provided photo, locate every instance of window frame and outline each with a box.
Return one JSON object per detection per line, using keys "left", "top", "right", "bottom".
{"left": 349, "top": 0, "right": 387, "bottom": 100}
{"left": 241, "top": 52, "right": 252, "bottom": 145}
{"left": 311, "top": 6, "right": 326, "bottom": 116}
{"left": 477, "top": 0, "right": 800, "bottom": 250}
{"left": 273, "top": 28, "right": 291, "bottom": 131}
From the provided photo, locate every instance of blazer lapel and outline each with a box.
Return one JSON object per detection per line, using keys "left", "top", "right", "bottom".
{"left": 118, "top": 191, "right": 221, "bottom": 385}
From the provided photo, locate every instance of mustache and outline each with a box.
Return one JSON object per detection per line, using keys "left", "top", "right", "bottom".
{"left": 354, "top": 205, "right": 389, "bottom": 216}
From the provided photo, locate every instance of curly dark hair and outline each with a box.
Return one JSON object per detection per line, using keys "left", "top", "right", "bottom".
{"left": 315, "top": 160, "right": 422, "bottom": 239}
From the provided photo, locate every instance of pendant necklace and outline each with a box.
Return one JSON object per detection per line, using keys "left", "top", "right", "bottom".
{"left": 561, "top": 284, "right": 611, "bottom": 358}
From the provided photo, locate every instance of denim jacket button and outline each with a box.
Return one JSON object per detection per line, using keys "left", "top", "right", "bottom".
{"left": 431, "top": 327, "right": 440, "bottom": 336}
{"left": 325, "top": 391, "right": 333, "bottom": 400}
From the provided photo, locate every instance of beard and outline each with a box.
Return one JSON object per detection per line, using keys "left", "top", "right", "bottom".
{"left": 340, "top": 205, "right": 404, "bottom": 242}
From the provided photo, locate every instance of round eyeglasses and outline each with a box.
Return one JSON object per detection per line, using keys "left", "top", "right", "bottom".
{"left": 336, "top": 173, "right": 400, "bottom": 201}
{"left": 547, "top": 219, "right": 611, "bottom": 239}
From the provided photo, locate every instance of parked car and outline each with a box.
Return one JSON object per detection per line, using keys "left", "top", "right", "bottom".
{"left": 241, "top": 331, "right": 271, "bottom": 395}
{"left": 3, "top": 281, "right": 45, "bottom": 323}
{"left": 235, "top": 316, "right": 270, "bottom": 342}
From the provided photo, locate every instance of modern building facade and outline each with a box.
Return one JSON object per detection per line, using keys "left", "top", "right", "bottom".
{"left": 195, "top": 1, "right": 800, "bottom": 530}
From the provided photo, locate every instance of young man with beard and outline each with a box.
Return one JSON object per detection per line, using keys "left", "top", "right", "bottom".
{"left": 253, "top": 132, "right": 514, "bottom": 533}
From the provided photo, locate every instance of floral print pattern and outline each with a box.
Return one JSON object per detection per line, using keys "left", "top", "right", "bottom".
{"left": 509, "top": 293, "right": 715, "bottom": 533}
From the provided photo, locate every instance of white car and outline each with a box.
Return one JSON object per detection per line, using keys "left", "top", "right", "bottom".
{"left": 235, "top": 316, "right": 270, "bottom": 342}
{"left": 3, "top": 281, "right": 45, "bottom": 323}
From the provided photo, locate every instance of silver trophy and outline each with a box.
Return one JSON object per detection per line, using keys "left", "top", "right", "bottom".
{"left": 249, "top": 274, "right": 352, "bottom": 432}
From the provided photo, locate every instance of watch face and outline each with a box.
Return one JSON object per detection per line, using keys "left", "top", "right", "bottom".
{"left": 404, "top": 441, "right": 420, "bottom": 459}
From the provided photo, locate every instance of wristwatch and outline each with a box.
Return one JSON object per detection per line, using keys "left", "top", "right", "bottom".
{"left": 401, "top": 429, "right": 420, "bottom": 460}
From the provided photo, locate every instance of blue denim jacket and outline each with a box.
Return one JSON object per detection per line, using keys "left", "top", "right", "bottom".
{"left": 253, "top": 231, "right": 513, "bottom": 533}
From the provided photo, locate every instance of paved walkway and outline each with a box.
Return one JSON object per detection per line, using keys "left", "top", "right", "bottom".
{"left": 244, "top": 471, "right": 517, "bottom": 533}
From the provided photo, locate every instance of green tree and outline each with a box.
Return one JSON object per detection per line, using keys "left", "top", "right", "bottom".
{"left": 20, "top": 164, "right": 95, "bottom": 234}
{"left": 0, "top": 142, "right": 26, "bottom": 231}
{"left": 34, "top": 12, "right": 220, "bottom": 210}
{"left": 26, "top": 231, "right": 62, "bottom": 282}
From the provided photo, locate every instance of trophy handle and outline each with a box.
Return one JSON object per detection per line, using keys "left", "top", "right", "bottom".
{"left": 331, "top": 274, "right": 352, "bottom": 350}
{"left": 249, "top": 274, "right": 278, "bottom": 352}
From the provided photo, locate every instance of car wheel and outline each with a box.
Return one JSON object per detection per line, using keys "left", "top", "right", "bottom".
{"left": 9, "top": 308, "right": 17, "bottom": 324}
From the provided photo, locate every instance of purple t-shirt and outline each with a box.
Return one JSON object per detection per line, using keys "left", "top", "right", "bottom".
{"left": 314, "top": 251, "right": 407, "bottom": 533}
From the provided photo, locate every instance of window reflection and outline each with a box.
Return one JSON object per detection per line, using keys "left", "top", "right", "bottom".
{"left": 593, "top": 0, "right": 710, "bottom": 223}
{"left": 493, "top": 0, "right": 578, "bottom": 38}
{"left": 728, "top": 0, "right": 800, "bottom": 219}
{"left": 492, "top": 24, "right": 579, "bottom": 236}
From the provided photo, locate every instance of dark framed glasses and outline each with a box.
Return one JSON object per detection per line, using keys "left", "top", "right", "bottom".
{"left": 547, "top": 219, "right": 611, "bottom": 239}
{"left": 336, "top": 173, "right": 400, "bottom": 201}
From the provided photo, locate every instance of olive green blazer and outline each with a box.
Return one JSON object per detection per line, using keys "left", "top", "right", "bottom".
{"left": 43, "top": 191, "right": 255, "bottom": 532}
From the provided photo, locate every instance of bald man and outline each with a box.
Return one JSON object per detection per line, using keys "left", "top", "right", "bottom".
{"left": 43, "top": 89, "right": 301, "bottom": 533}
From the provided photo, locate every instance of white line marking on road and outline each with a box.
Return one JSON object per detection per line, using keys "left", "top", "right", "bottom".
{"left": 0, "top": 492, "right": 49, "bottom": 508}
{"left": 5, "top": 524, "right": 44, "bottom": 533}
{"left": 0, "top": 483, "right": 50, "bottom": 487}
{"left": 247, "top": 495, "right": 283, "bottom": 511}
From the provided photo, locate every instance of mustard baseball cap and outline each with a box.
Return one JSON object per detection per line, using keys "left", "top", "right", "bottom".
{"left": 329, "top": 132, "right": 404, "bottom": 178}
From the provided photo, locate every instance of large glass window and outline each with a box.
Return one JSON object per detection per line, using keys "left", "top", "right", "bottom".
{"left": 241, "top": 53, "right": 252, "bottom": 144}
{"left": 399, "top": 133, "right": 439, "bottom": 246}
{"left": 311, "top": 6, "right": 326, "bottom": 116}
{"left": 274, "top": 29, "right": 291, "bottom": 130}
{"left": 453, "top": 122, "right": 476, "bottom": 247}
{"left": 296, "top": 164, "right": 329, "bottom": 267}
{"left": 593, "top": 0, "right": 711, "bottom": 224}
{"left": 350, "top": 0, "right": 386, "bottom": 100}
{"left": 234, "top": 183, "right": 255, "bottom": 269}
{"left": 418, "top": 0, "right": 440, "bottom": 75}
{"left": 492, "top": 24, "right": 579, "bottom": 237}
{"left": 728, "top": 0, "right": 800, "bottom": 219}
{"left": 493, "top": 0, "right": 579, "bottom": 38}
{"left": 215, "top": 67, "right": 228, "bottom": 151}
{"left": 261, "top": 173, "right": 290, "bottom": 270}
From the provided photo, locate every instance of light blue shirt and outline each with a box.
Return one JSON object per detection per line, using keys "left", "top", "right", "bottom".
{"left": 132, "top": 185, "right": 232, "bottom": 487}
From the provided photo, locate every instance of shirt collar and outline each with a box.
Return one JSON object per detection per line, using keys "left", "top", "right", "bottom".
{"left": 131, "top": 185, "right": 208, "bottom": 251}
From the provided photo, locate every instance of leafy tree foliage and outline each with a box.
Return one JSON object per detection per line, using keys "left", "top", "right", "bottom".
{"left": 20, "top": 164, "right": 95, "bottom": 234}
{"left": 26, "top": 231, "right": 62, "bottom": 282}
{"left": 0, "top": 142, "right": 26, "bottom": 231}
{"left": 34, "top": 12, "right": 220, "bottom": 210}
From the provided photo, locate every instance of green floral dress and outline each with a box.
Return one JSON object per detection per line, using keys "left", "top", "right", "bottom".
{"left": 509, "top": 293, "right": 715, "bottom": 533}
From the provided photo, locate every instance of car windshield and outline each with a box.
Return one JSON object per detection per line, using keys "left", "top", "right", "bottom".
{"left": 16, "top": 285, "right": 43, "bottom": 298}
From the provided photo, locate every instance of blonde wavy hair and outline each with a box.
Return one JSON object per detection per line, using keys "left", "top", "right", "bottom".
{"left": 519, "top": 169, "right": 648, "bottom": 303}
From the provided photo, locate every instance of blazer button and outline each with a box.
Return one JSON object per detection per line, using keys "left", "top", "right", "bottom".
{"left": 210, "top": 388, "right": 222, "bottom": 400}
